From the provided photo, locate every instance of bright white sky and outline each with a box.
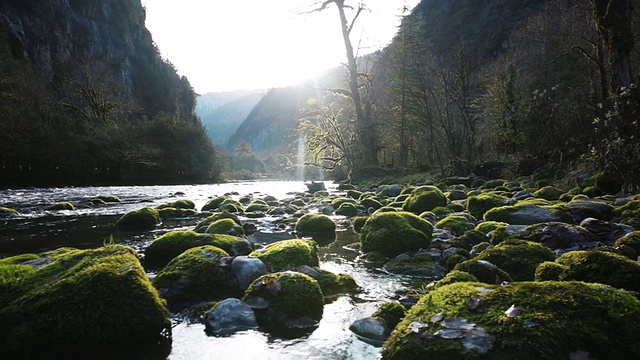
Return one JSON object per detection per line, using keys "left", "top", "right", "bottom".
{"left": 144, "top": 0, "right": 421, "bottom": 93}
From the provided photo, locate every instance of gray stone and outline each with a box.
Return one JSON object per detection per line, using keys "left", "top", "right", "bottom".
{"left": 205, "top": 298, "right": 258, "bottom": 335}
{"left": 232, "top": 256, "right": 267, "bottom": 290}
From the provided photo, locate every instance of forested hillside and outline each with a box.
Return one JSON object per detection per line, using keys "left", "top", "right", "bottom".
{"left": 0, "top": 0, "right": 222, "bottom": 186}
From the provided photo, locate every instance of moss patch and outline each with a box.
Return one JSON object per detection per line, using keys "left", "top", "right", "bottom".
{"left": 466, "top": 193, "right": 509, "bottom": 219}
{"left": 361, "top": 211, "right": 433, "bottom": 258}
{"left": 435, "top": 215, "right": 475, "bottom": 236}
{"left": 402, "top": 186, "right": 447, "bottom": 214}
{"left": 474, "top": 240, "right": 555, "bottom": 281}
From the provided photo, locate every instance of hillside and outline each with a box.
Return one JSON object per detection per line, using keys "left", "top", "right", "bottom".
{"left": 0, "top": 0, "right": 221, "bottom": 185}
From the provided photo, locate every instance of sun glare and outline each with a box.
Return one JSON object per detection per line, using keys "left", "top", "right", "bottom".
{"left": 144, "top": 0, "right": 418, "bottom": 93}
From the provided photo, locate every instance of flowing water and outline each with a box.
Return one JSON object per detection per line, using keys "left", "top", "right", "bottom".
{"left": 0, "top": 181, "right": 417, "bottom": 359}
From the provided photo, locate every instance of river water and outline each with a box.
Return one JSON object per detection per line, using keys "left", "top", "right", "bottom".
{"left": 0, "top": 181, "right": 415, "bottom": 359}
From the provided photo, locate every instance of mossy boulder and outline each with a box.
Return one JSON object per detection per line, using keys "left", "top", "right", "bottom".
{"left": 205, "top": 218, "right": 245, "bottom": 237}
{"left": 452, "top": 259, "right": 512, "bottom": 284}
{"left": 565, "top": 198, "right": 614, "bottom": 222}
{"left": 152, "top": 245, "right": 235, "bottom": 306}
{"left": 552, "top": 250, "right": 640, "bottom": 293}
{"left": 46, "top": 202, "right": 75, "bottom": 211}
{"left": 335, "top": 202, "right": 358, "bottom": 217}
{"left": 447, "top": 230, "right": 488, "bottom": 251}
{"left": 156, "top": 199, "right": 195, "bottom": 210}
{"left": 474, "top": 221, "right": 508, "bottom": 235}
{"left": 614, "top": 199, "right": 640, "bottom": 226}
{"left": 384, "top": 252, "right": 446, "bottom": 278}
{"left": 350, "top": 302, "right": 407, "bottom": 344}
{"left": 95, "top": 195, "right": 121, "bottom": 203}
{"left": 382, "top": 281, "right": 640, "bottom": 359}
{"left": 194, "top": 212, "right": 241, "bottom": 233}
{"left": 249, "top": 239, "right": 319, "bottom": 272}
{"left": 219, "top": 199, "right": 245, "bottom": 212}
{"left": 115, "top": 207, "right": 161, "bottom": 231}
{"left": 243, "top": 271, "right": 324, "bottom": 331}
{"left": 201, "top": 196, "right": 230, "bottom": 211}
{"left": 517, "top": 222, "right": 599, "bottom": 251}
{"left": 331, "top": 197, "right": 356, "bottom": 208}
{"left": 245, "top": 200, "right": 270, "bottom": 212}
{"left": 532, "top": 186, "right": 564, "bottom": 201}
{"left": 430, "top": 270, "right": 479, "bottom": 289}
{"left": 533, "top": 261, "right": 566, "bottom": 281}
{"left": 466, "top": 193, "right": 509, "bottom": 219}
{"left": 361, "top": 211, "right": 433, "bottom": 258}
{"left": 615, "top": 230, "right": 640, "bottom": 255}
{"left": 360, "top": 197, "right": 383, "bottom": 210}
{"left": 145, "top": 230, "right": 252, "bottom": 268}
{"left": 157, "top": 207, "right": 198, "bottom": 219}
{"left": 0, "top": 245, "right": 170, "bottom": 358}
{"left": 483, "top": 203, "right": 573, "bottom": 225}
{"left": 594, "top": 170, "right": 623, "bottom": 194}
{"left": 294, "top": 213, "right": 336, "bottom": 238}
{"left": 474, "top": 240, "right": 555, "bottom": 281}
{"left": 402, "top": 186, "right": 447, "bottom": 214}
{"left": 435, "top": 215, "right": 475, "bottom": 236}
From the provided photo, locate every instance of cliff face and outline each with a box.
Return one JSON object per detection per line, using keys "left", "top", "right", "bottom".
{"left": 0, "top": 0, "right": 190, "bottom": 117}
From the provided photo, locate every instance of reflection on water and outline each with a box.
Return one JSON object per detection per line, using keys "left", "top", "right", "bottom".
{"left": 0, "top": 181, "right": 412, "bottom": 359}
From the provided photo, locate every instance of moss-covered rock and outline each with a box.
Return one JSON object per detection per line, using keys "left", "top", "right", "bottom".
{"left": 615, "top": 230, "right": 640, "bottom": 255}
{"left": 532, "top": 186, "right": 564, "bottom": 201}
{"left": 361, "top": 211, "right": 433, "bottom": 258}
{"left": 352, "top": 216, "right": 368, "bottom": 233}
{"left": 157, "top": 207, "right": 198, "bottom": 219}
{"left": 145, "top": 230, "right": 251, "bottom": 268}
{"left": 360, "top": 197, "right": 383, "bottom": 210}
{"left": 201, "top": 196, "right": 230, "bottom": 211}
{"left": 219, "top": 199, "right": 245, "bottom": 212}
{"left": 517, "top": 222, "right": 600, "bottom": 251}
{"left": 156, "top": 199, "right": 195, "bottom": 210}
{"left": 152, "top": 245, "right": 235, "bottom": 306}
{"left": 594, "top": 170, "right": 624, "bottom": 194}
{"left": 295, "top": 213, "right": 336, "bottom": 238}
{"left": 474, "top": 240, "right": 555, "bottom": 281}
{"left": 435, "top": 215, "right": 475, "bottom": 236}
{"left": 402, "top": 186, "right": 447, "bottom": 214}
{"left": 553, "top": 250, "right": 640, "bottom": 293}
{"left": 249, "top": 239, "right": 319, "bottom": 272}
{"left": 331, "top": 197, "right": 356, "bottom": 209}
{"left": 382, "top": 281, "right": 640, "bottom": 359}
{"left": 46, "top": 202, "right": 74, "bottom": 211}
{"left": 447, "top": 230, "right": 488, "bottom": 251}
{"left": 474, "top": 221, "right": 508, "bottom": 235}
{"left": 115, "top": 207, "right": 161, "bottom": 231}
{"left": 533, "top": 261, "right": 566, "bottom": 281}
{"left": 373, "top": 301, "right": 407, "bottom": 330}
{"left": 384, "top": 252, "right": 446, "bottom": 278}
{"left": 335, "top": 202, "right": 359, "bottom": 217}
{"left": 483, "top": 203, "right": 573, "bottom": 225}
{"left": 194, "top": 212, "right": 241, "bottom": 233}
{"left": 245, "top": 200, "right": 270, "bottom": 212}
{"left": 466, "top": 193, "right": 509, "bottom": 219}
{"left": 243, "top": 271, "right": 324, "bottom": 331}
{"left": 614, "top": 199, "right": 640, "bottom": 227}
{"left": 95, "top": 195, "right": 121, "bottom": 203}
{"left": 430, "top": 270, "right": 479, "bottom": 289}
{"left": 565, "top": 198, "right": 614, "bottom": 222}
{"left": 0, "top": 245, "right": 170, "bottom": 358}
{"left": 452, "top": 259, "right": 512, "bottom": 284}
{"left": 205, "top": 218, "right": 245, "bottom": 237}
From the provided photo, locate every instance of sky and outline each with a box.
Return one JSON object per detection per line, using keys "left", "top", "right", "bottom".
{"left": 144, "top": 0, "right": 421, "bottom": 93}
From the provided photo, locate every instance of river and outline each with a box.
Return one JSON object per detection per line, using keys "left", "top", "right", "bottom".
{"left": 0, "top": 181, "right": 416, "bottom": 359}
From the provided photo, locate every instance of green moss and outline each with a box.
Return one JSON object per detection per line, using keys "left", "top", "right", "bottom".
{"left": 352, "top": 216, "right": 368, "bottom": 233}
{"left": 554, "top": 250, "right": 640, "bottom": 293}
{"left": 312, "top": 268, "right": 358, "bottom": 297}
{"left": 201, "top": 196, "right": 230, "bottom": 211}
{"left": 249, "top": 239, "right": 319, "bottom": 272}
{"left": 295, "top": 213, "right": 336, "bottom": 237}
{"left": 361, "top": 211, "right": 433, "bottom": 258}
{"left": 475, "top": 240, "right": 555, "bottom": 281}
{"left": 115, "top": 207, "right": 160, "bottom": 231}
{"left": 0, "top": 245, "right": 170, "bottom": 357}
{"left": 384, "top": 252, "right": 445, "bottom": 278}
{"left": 96, "top": 195, "right": 121, "bottom": 203}
{"left": 219, "top": 199, "right": 245, "bottom": 212}
{"left": 466, "top": 193, "right": 509, "bottom": 219}
{"left": 435, "top": 215, "right": 474, "bottom": 235}
{"left": 615, "top": 200, "right": 640, "bottom": 226}
{"left": 431, "top": 206, "right": 453, "bottom": 216}
{"left": 156, "top": 199, "right": 195, "bottom": 210}
{"left": 453, "top": 259, "right": 512, "bottom": 284}
{"left": 373, "top": 302, "right": 407, "bottom": 330}
{"left": 243, "top": 271, "right": 324, "bottom": 328}
{"left": 594, "top": 170, "right": 623, "bottom": 194}
{"left": 47, "top": 202, "right": 75, "bottom": 211}
{"left": 347, "top": 189, "right": 363, "bottom": 199}
{"left": 0, "top": 253, "right": 40, "bottom": 265}
{"left": 483, "top": 203, "right": 573, "bottom": 225}
{"left": 157, "top": 207, "right": 198, "bottom": 219}
{"left": 447, "top": 230, "right": 488, "bottom": 251}
{"left": 0, "top": 207, "right": 19, "bottom": 215}
{"left": 475, "top": 221, "right": 508, "bottom": 235}
{"left": 331, "top": 197, "right": 357, "bottom": 208}
{"left": 145, "top": 230, "right": 247, "bottom": 268}
{"left": 205, "top": 218, "right": 245, "bottom": 237}
{"left": 447, "top": 202, "right": 466, "bottom": 212}
{"left": 245, "top": 200, "right": 270, "bottom": 212}
{"left": 382, "top": 281, "right": 640, "bottom": 359}
{"left": 402, "top": 186, "right": 447, "bottom": 214}
{"left": 431, "top": 270, "right": 479, "bottom": 289}
{"left": 532, "top": 186, "right": 564, "bottom": 201}
{"left": 153, "top": 245, "right": 234, "bottom": 305}
{"left": 534, "top": 261, "right": 566, "bottom": 281}
{"left": 582, "top": 186, "right": 602, "bottom": 198}
{"left": 360, "top": 197, "right": 383, "bottom": 210}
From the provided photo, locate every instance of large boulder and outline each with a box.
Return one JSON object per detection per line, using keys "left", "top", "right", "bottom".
{"left": 360, "top": 211, "right": 433, "bottom": 258}
{"left": 145, "top": 230, "right": 252, "bottom": 268}
{"left": 294, "top": 213, "right": 336, "bottom": 238}
{"left": 152, "top": 245, "right": 236, "bottom": 307}
{"left": 466, "top": 193, "right": 509, "bottom": 219}
{"left": 474, "top": 240, "right": 555, "bottom": 281}
{"left": 484, "top": 203, "right": 573, "bottom": 225}
{"left": 402, "top": 186, "right": 447, "bottom": 214}
{"left": 382, "top": 281, "right": 640, "bottom": 359}
{"left": 249, "top": 239, "right": 319, "bottom": 272}
{"left": 0, "top": 245, "right": 170, "bottom": 358}
{"left": 205, "top": 218, "right": 245, "bottom": 237}
{"left": 115, "top": 207, "right": 161, "bottom": 231}
{"left": 243, "top": 271, "right": 324, "bottom": 331}
{"left": 194, "top": 212, "right": 241, "bottom": 233}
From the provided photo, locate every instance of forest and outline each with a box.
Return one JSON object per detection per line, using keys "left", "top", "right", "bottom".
{"left": 292, "top": 0, "right": 639, "bottom": 190}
